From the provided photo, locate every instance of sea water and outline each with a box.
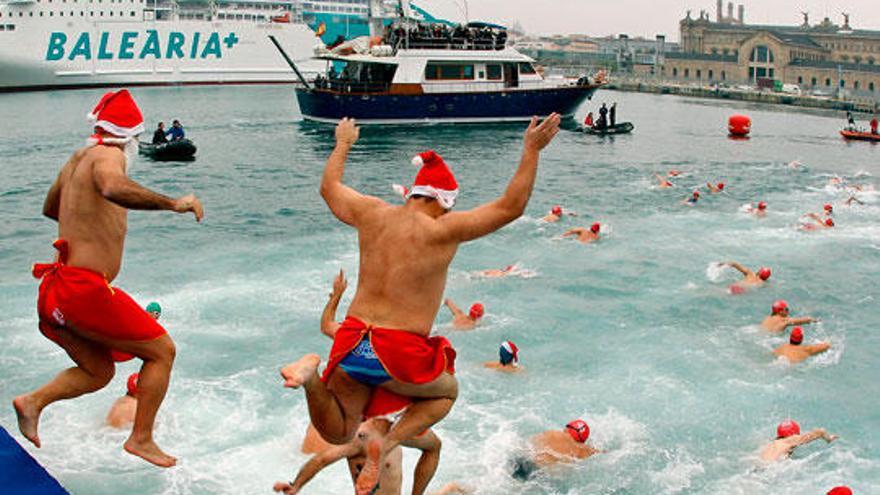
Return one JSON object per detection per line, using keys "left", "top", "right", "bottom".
{"left": 0, "top": 87, "right": 878, "bottom": 495}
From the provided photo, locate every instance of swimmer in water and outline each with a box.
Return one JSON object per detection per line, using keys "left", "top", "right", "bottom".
{"left": 443, "top": 299, "right": 484, "bottom": 330}
{"left": 275, "top": 394, "right": 442, "bottom": 495}
{"left": 146, "top": 302, "right": 161, "bottom": 320}
{"left": 750, "top": 201, "right": 768, "bottom": 217}
{"left": 724, "top": 262, "right": 772, "bottom": 293}
{"left": 563, "top": 223, "right": 601, "bottom": 244}
{"left": 682, "top": 190, "right": 700, "bottom": 205}
{"left": 479, "top": 265, "right": 517, "bottom": 278}
{"left": 761, "top": 300, "right": 817, "bottom": 333}
{"left": 484, "top": 341, "right": 522, "bottom": 373}
{"left": 827, "top": 487, "right": 853, "bottom": 495}
{"left": 654, "top": 174, "right": 674, "bottom": 188}
{"left": 707, "top": 182, "right": 725, "bottom": 193}
{"left": 668, "top": 169, "right": 682, "bottom": 177}
{"left": 542, "top": 205, "right": 564, "bottom": 223}
{"left": 845, "top": 195, "right": 864, "bottom": 207}
{"left": 823, "top": 203, "right": 834, "bottom": 216}
{"left": 106, "top": 373, "right": 139, "bottom": 429}
{"left": 16, "top": 90, "right": 203, "bottom": 468}
{"left": 510, "top": 419, "right": 599, "bottom": 481}
{"left": 759, "top": 420, "right": 837, "bottom": 463}
{"left": 282, "top": 115, "right": 561, "bottom": 495}
{"left": 801, "top": 213, "right": 834, "bottom": 231}
{"left": 773, "top": 327, "right": 831, "bottom": 363}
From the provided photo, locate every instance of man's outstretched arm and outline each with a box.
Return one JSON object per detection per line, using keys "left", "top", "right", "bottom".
{"left": 443, "top": 298, "right": 463, "bottom": 317}
{"left": 320, "top": 270, "right": 347, "bottom": 339}
{"left": 439, "top": 114, "right": 561, "bottom": 242}
{"left": 93, "top": 158, "right": 203, "bottom": 221}
{"left": 724, "top": 261, "right": 750, "bottom": 276}
{"left": 790, "top": 316, "right": 816, "bottom": 325}
{"left": 319, "top": 118, "right": 386, "bottom": 226}
{"left": 275, "top": 444, "right": 357, "bottom": 494}
{"left": 402, "top": 430, "right": 442, "bottom": 495}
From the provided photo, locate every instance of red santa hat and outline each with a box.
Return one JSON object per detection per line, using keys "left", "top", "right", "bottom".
{"left": 401, "top": 150, "right": 459, "bottom": 209}
{"left": 86, "top": 90, "right": 145, "bottom": 145}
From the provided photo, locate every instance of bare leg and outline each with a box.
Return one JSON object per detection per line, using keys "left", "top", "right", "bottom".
{"left": 382, "top": 372, "right": 458, "bottom": 400}
{"left": 73, "top": 327, "right": 178, "bottom": 468}
{"left": 280, "top": 355, "right": 372, "bottom": 444}
{"left": 14, "top": 329, "right": 115, "bottom": 448}
{"left": 356, "top": 398, "right": 455, "bottom": 495}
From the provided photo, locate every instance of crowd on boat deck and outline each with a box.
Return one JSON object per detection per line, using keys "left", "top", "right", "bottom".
{"left": 383, "top": 22, "right": 508, "bottom": 51}
{"left": 313, "top": 63, "right": 397, "bottom": 92}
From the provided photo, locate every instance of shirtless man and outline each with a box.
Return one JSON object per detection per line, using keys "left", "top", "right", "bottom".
{"left": 802, "top": 213, "right": 834, "bottom": 230}
{"left": 761, "top": 300, "right": 816, "bottom": 333}
{"left": 563, "top": 223, "right": 601, "bottom": 244}
{"left": 276, "top": 404, "right": 442, "bottom": 495}
{"left": 682, "top": 190, "right": 700, "bottom": 205}
{"left": 707, "top": 182, "right": 725, "bottom": 193}
{"left": 773, "top": 327, "right": 831, "bottom": 363}
{"left": 724, "top": 261, "right": 771, "bottom": 293}
{"left": 106, "top": 373, "right": 140, "bottom": 428}
{"left": 282, "top": 114, "right": 561, "bottom": 494}
{"left": 654, "top": 173, "right": 673, "bottom": 188}
{"left": 542, "top": 205, "right": 564, "bottom": 222}
{"left": 749, "top": 201, "right": 768, "bottom": 217}
{"left": 443, "top": 299, "right": 484, "bottom": 330}
{"left": 759, "top": 420, "right": 837, "bottom": 463}
{"left": 483, "top": 341, "right": 521, "bottom": 373}
{"left": 13, "top": 90, "right": 203, "bottom": 467}
{"left": 478, "top": 265, "right": 517, "bottom": 278}
{"left": 510, "top": 419, "right": 599, "bottom": 481}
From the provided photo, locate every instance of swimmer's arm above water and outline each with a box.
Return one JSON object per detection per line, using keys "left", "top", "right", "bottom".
{"left": 723, "top": 262, "right": 751, "bottom": 276}
{"left": 443, "top": 298, "right": 463, "bottom": 318}
{"left": 789, "top": 316, "right": 816, "bottom": 325}
{"left": 276, "top": 444, "right": 358, "bottom": 494}
{"left": 93, "top": 158, "right": 203, "bottom": 221}
{"left": 805, "top": 342, "right": 832, "bottom": 355}
{"left": 437, "top": 114, "right": 561, "bottom": 242}
{"left": 320, "top": 118, "right": 387, "bottom": 227}
{"left": 787, "top": 429, "right": 838, "bottom": 450}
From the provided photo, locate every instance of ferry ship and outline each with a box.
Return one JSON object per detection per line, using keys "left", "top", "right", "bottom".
{"left": 0, "top": 0, "right": 352, "bottom": 91}
{"left": 288, "top": 3, "right": 603, "bottom": 124}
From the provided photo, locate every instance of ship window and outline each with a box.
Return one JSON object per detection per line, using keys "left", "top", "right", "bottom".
{"left": 486, "top": 64, "right": 502, "bottom": 80}
{"left": 0, "top": 25, "right": 4, "bottom": 31}
{"left": 518, "top": 63, "right": 537, "bottom": 75}
{"left": 425, "top": 63, "right": 475, "bottom": 80}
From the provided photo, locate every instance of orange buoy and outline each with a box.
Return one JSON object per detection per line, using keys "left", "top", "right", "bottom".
{"left": 728, "top": 114, "right": 751, "bottom": 137}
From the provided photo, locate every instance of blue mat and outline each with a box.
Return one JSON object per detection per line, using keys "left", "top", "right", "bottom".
{"left": 0, "top": 426, "right": 68, "bottom": 495}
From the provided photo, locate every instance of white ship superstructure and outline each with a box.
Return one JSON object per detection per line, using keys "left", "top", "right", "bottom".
{"left": 0, "top": 0, "right": 324, "bottom": 90}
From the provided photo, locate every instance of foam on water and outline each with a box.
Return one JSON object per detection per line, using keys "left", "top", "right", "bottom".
{"left": 2, "top": 87, "right": 880, "bottom": 494}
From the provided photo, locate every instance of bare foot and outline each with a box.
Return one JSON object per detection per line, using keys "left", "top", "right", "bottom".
{"left": 273, "top": 481, "right": 295, "bottom": 494}
{"left": 355, "top": 440, "right": 382, "bottom": 495}
{"left": 281, "top": 354, "right": 321, "bottom": 389}
{"left": 13, "top": 395, "right": 41, "bottom": 448}
{"left": 123, "top": 437, "right": 177, "bottom": 468}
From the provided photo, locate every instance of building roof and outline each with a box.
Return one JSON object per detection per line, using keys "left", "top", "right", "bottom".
{"left": 789, "top": 59, "right": 880, "bottom": 74}
{"left": 686, "top": 19, "right": 880, "bottom": 40}
{"left": 665, "top": 52, "right": 737, "bottom": 62}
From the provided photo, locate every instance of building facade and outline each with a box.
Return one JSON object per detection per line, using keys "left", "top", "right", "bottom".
{"left": 664, "top": 3, "right": 880, "bottom": 96}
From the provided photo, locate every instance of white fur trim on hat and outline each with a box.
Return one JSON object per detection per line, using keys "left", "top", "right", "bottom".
{"left": 412, "top": 155, "right": 424, "bottom": 167}
{"left": 87, "top": 134, "right": 134, "bottom": 146}
{"left": 407, "top": 185, "right": 458, "bottom": 209}
{"left": 392, "top": 184, "right": 409, "bottom": 199}
{"left": 91, "top": 119, "right": 145, "bottom": 139}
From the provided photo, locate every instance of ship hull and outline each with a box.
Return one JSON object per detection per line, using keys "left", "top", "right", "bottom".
{"left": 0, "top": 20, "right": 323, "bottom": 91}
{"left": 294, "top": 86, "right": 597, "bottom": 124}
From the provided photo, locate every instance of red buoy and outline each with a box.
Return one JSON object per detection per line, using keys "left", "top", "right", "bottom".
{"left": 728, "top": 114, "right": 751, "bottom": 137}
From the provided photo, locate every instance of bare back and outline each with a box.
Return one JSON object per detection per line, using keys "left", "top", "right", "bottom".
{"left": 347, "top": 204, "right": 458, "bottom": 335}
{"left": 54, "top": 145, "right": 128, "bottom": 280}
{"left": 530, "top": 430, "right": 596, "bottom": 468}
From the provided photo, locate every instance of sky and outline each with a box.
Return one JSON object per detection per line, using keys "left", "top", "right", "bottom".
{"left": 416, "top": 0, "right": 880, "bottom": 41}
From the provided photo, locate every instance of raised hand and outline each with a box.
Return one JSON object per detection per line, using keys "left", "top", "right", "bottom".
{"left": 335, "top": 117, "right": 360, "bottom": 147}
{"left": 524, "top": 113, "right": 562, "bottom": 152}
{"left": 332, "top": 269, "right": 348, "bottom": 297}
{"left": 173, "top": 194, "right": 204, "bottom": 222}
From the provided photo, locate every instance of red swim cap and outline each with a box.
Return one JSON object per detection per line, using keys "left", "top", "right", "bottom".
{"left": 551, "top": 205, "right": 562, "bottom": 216}
{"left": 693, "top": 190, "right": 701, "bottom": 198}
{"left": 717, "top": 183, "right": 725, "bottom": 190}
{"left": 757, "top": 267, "right": 772, "bottom": 281}
{"left": 790, "top": 326, "right": 804, "bottom": 345}
{"left": 824, "top": 204, "right": 833, "bottom": 213}
{"left": 777, "top": 420, "right": 801, "bottom": 438}
{"left": 469, "top": 303, "right": 485, "bottom": 320}
{"left": 590, "top": 223, "right": 601, "bottom": 234}
{"left": 757, "top": 201, "right": 767, "bottom": 210}
{"left": 771, "top": 300, "right": 789, "bottom": 315}
{"left": 825, "top": 218, "right": 834, "bottom": 227}
{"left": 126, "top": 373, "right": 139, "bottom": 397}
{"left": 566, "top": 419, "right": 590, "bottom": 443}
{"left": 827, "top": 487, "right": 853, "bottom": 495}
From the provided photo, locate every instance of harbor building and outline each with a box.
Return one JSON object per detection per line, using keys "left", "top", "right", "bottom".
{"left": 664, "top": 2, "right": 880, "bottom": 97}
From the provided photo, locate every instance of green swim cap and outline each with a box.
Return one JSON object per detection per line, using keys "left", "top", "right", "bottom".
{"left": 146, "top": 302, "right": 162, "bottom": 315}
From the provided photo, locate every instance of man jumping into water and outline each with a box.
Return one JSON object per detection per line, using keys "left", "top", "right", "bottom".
{"left": 282, "top": 114, "right": 561, "bottom": 494}
{"left": 14, "top": 90, "right": 203, "bottom": 467}
{"left": 761, "top": 300, "right": 817, "bottom": 333}
{"left": 760, "top": 420, "right": 837, "bottom": 463}
{"left": 443, "top": 299, "right": 484, "bottom": 330}
{"left": 773, "top": 327, "right": 831, "bottom": 363}
{"left": 724, "top": 261, "right": 772, "bottom": 293}
{"left": 510, "top": 419, "right": 599, "bottom": 481}
{"left": 563, "top": 223, "right": 601, "bottom": 244}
